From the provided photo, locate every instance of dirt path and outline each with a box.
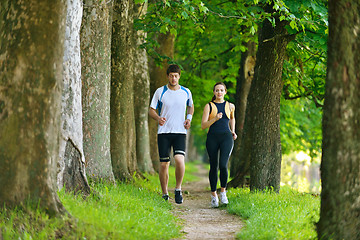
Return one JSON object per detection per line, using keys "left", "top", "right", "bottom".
{"left": 171, "top": 164, "right": 244, "bottom": 240}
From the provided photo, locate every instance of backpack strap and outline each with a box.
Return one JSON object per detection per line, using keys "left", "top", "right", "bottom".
{"left": 157, "top": 85, "right": 168, "bottom": 115}
{"left": 180, "top": 86, "right": 191, "bottom": 107}
{"left": 225, "top": 101, "right": 230, "bottom": 119}
{"left": 208, "top": 101, "right": 217, "bottom": 120}
{"left": 209, "top": 101, "right": 233, "bottom": 120}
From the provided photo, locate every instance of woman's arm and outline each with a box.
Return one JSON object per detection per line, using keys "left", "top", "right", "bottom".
{"left": 229, "top": 103, "right": 237, "bottom": 140}
{"left": 201, "top": 103, "right": 221, "bottom": 130}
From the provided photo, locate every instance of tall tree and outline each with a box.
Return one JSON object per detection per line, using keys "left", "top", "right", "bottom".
{"left": 246, "top": 5, "right": 294, "bottom": 192}
{"left": 111, "top": 0, "right": 137, "bottom": 180}
{"left": 58, "top": 0, "right": 90, "bottom": 194}
{"left": 81, "top": 0, "right": 115, "bottom": 182}
{"left": 317, "top": 0, "right": 360, "bottom": 238}
{"left": 227, "top": 0, "right": 328, "bottom": 189}
{"left": 133, "top": 1, "right": 154, "bottom": 173}
{"left": 148, "top": 32, "right": 175, "bottom": 171}
{"left": 0, "top": 0, "right": 67, "bottom": 215}
{"left": 229, "top": 41, "right": 256, "bottom": 182}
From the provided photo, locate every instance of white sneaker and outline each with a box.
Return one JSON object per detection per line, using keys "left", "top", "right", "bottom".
{"left": 211, "top": 195, "right": 219, "bottom": 208}
{"left": 219, "top": 191, "right": 229, "bottom": 205}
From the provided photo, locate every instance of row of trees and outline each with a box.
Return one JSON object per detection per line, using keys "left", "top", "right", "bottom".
{"left": 0, "top": 0, "right": 359, "bottom": 238}
{"left": 0, "top": 0, "right": 155, "bottom": 215}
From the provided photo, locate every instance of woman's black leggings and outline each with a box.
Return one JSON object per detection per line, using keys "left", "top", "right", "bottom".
{"left": 206, "top": 132, "right": 234, "bottom": 192}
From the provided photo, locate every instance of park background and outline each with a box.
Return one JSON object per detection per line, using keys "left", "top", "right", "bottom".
{"left": 1, "top": 0, "right": 359, "bottom": 239}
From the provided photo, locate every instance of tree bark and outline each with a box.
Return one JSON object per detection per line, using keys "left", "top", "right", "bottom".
{"left": 317, "top": 1, "right": 360, "bottom": 238}
{"left": 229, "top": 41, "right": 256, "bottom": 182}
{"left": 58, "top": 0, "right": 90, "bottom": 195}
{"left": 81, "top": 0, "right": 115, "bottom": 182}
{"left": 0, "top": 0, "right": 67, "bottom": 216}
{"left": 148, "top": 32, "right": 175, "bottom": 172}
{"left": 237, "top": 5, "right": 293, "bottom": 192}
{"left": 111, "top": 0, "right": 137, "bottom": 180}
{"left": 133, "top": 2, "right": 155, "bottom": 173}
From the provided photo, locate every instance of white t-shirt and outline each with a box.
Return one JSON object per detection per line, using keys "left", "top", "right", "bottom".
{"left": 150, "top": 85, "right": 193, "bottom": 134}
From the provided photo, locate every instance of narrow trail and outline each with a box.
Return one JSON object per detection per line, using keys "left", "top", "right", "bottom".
{"left": 172, "top": 164, "right": 244, "bottom": 240}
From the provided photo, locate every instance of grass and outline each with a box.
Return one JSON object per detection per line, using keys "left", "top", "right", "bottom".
{"left": 0, "top": 161, "right": 199, "bottom": 240}
{"left": 227, "top": 186, "right": 320, "bottom": 240}
{"left": 0, "top": 162, "right": 321, "bottom": 240}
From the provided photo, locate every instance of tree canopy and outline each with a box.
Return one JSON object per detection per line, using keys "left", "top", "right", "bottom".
{"left": 136, "top": 0, "right": 328, "bottom": 159}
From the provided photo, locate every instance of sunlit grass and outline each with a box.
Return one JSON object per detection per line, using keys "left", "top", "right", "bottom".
{"left": 0, "top": 162, "right": 321, "bottom": 240}
{"left": 227, "top": 186, "right": 320, "bottom": 240}
{"left": 0, "top": 161, "right": 200, "bottom": 240}
{"left": 59, "top": 182, "right": 180, "bottom": 240}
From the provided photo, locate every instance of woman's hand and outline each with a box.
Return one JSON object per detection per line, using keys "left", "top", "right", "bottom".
{"left": 232, "top": 131, "right": 237, "bottom": 140}
{"left": 215, "top": 112, "right": 223, "bottom": 120}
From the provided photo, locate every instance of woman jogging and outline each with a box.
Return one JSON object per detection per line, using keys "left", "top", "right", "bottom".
{"left": 201, "top": 82, "right": 237, "bottom": 208}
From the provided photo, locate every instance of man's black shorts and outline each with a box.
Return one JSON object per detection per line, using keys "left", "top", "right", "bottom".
{"left": 157, "top": 133, "right": 186, "bottom": 162}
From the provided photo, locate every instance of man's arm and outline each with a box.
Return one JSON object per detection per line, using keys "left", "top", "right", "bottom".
{"left": 184, "top": 104, "right": 194, "bottom": 129}
{"left": 149, "top": 107, "right": 166, "bottom": 126}
{"left": 187, "top": 104, "right": 194, "bottom": 116}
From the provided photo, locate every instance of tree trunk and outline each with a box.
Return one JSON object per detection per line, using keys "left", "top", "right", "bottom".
{"left": 243, "top": 6, "right": 292, "bottom": 192}
{"left": 148, "top": 32, "right": 175, "bottom": 171}
{"left": 187, "top": 132, "right": 200, "bottom": 162}
{"left": 57, "top": 0, "right": 90, "bottom": 195}
{"left": 133, "top": 2, "right": 154, "bottom": 174}
{"left": 229, "top": 41, "right": 256, "bottom": 181}
{"left": 317, "top": 1, "right": 360, "bottom": 238}
{"left": 81, "top": 0, "right": 115, "bottom": 182}
{"left": 0, "top": 0, "right": 67, "bottom": 216}
{"left": 111, "top": 0, "right": 137, "bottom": 180}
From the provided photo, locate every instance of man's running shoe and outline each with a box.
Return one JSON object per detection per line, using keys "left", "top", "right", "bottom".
{"left": 219, "top": 191, "right": 229, "bottom": 205}
{"left": 211, "top": 195, "right": 219, "bottom": 208}
{"left": 162, "top": 194, "right": 169, "bottom": 201}
{"left": 174, "top": 189, "right": 183, "bottom": 204}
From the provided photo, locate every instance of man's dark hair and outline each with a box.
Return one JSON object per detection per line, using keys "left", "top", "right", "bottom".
{"left": 166, "top": 64, "right": 181, "bottom": 75}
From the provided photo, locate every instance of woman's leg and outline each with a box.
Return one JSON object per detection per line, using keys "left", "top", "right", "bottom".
{"left": 219, "top": 133, "right": 234, "bottom": 190}
{"left": 206, "top": 134, "right": 220, "bottom": 193}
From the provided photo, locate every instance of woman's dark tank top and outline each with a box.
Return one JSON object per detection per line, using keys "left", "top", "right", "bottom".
{"left": 208, "top": 102, "right": 231, "bottom": 134}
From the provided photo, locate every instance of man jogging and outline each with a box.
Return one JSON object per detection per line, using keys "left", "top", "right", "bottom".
{"left": 149, "top": 64, "right": 194, "bottom": 204}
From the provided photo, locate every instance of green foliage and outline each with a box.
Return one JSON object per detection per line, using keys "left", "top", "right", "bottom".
{"left": 282, "top": 0, "right": 327, "bottom": 104}
{"left": 280, "top": 96, "right": 322, "bottom": 160}
{"left": 136, "top": 0, "right": 328, "bottom": 157}
{"left": 280, "top": 0, "right": 327, "bottom": 159}
{"left": 227, "top": 186, "right": 320, "bottom": 239}
{"left": 281, "top": 153, "right": 321, "bottom": 193}
{"left": 134, "top": 0, "right": 209, "bottom": 65}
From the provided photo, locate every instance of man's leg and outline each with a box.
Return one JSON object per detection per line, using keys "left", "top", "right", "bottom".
{"left": 159, "top": 161, "right": 170, "bottom": 195}
{"left": 174, "top": 154, "right": 185, "bottom": 189}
